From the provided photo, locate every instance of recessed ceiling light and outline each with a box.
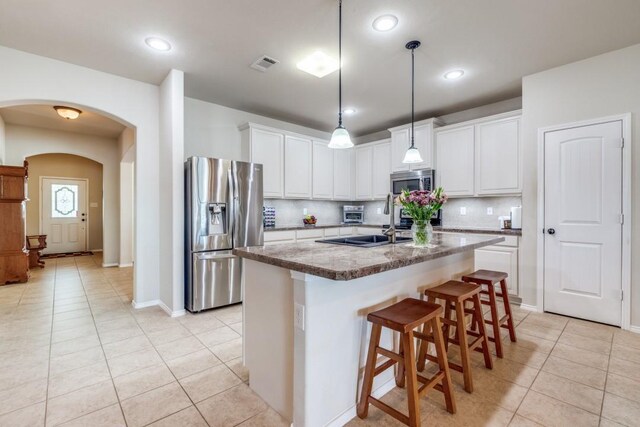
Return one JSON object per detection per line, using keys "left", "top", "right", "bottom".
{"left": 296, "top": 51, "right": 339, "bottom": 78}
{"left": 343, "top": 108, "right": 356, "bottom": 115}
{"left": 53, "top": 106, "right": 82, "bottom": 120}
{"left": 443, "top": 69, "right": 465, "bottom": 80}
{"left": 372, "top": 15, "right": 398, "bottom": 32}
{"left": 145, "top": 37, "right": 172, "bottom": 52}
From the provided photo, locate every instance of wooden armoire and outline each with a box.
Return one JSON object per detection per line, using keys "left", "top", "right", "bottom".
{"left": 0, "top": 161, "right": 29, "bottom": 285}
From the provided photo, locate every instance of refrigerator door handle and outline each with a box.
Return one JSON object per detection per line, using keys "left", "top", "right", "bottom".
{"left": 195, "top": 252, "right": 237, "bottom": 261}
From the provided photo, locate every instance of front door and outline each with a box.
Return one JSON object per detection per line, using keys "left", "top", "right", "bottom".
{"left": 543, "top": 120, "right": 623, "bottom": 326}
{"left": 41, "top": 178, "right": 88, "bottom": 254}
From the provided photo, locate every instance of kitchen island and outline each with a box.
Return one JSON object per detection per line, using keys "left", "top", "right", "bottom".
{"left": 233, "top": 232, "right": 503, "bottom": 427}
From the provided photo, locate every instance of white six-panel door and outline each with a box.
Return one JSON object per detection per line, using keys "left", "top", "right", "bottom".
{"left": 543, "top": 120, "right": 623, "bottom": 326}
{"left": 41, "top": 177, "right": 88, "bottom": 254}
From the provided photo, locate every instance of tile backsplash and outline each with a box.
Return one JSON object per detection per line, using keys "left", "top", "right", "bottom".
{"left": 441, "top": 196, "right": 522, "bottom": 228}
{"left": 264, "top": 196, "right": 522, "bottom": 229}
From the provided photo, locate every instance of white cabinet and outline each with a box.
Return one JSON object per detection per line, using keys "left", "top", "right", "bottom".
{"left": 312, "top": 140, "right": 333, "bottom": 199}
{"left": 390, "top": 128, "right": 411, "bottom": 172}
{"left": 372, "top": 141, "right": 391, "bottom": 199}
{"left": 475, "top": 117, "right": 521, "bottom": 195}
{"left": 247, "top": 127, "right": 284, "bottom": 198}
{"left": 435, "top": 126, "right": 475, "bottom": 196}
{"left": 474, "top": 235, "right": 519, "bottom": 296}
{"left": 355, "top": 145, "right": 373, "bottom": 200}
{"left": 432, "top": 112, "right": 522, "bottom": 197}
{"left": 284, "top": 135, "right": 312, "bottom": 198}
{"left": 333, "top": 148, "right": 354, "bottom": 200}
{"left": 389, "top": 119, "right": 439, "bottom": 172}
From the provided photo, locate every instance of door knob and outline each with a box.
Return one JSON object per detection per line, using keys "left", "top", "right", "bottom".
{"left": 547, "top": 228, "right": 555, "bottom": 235}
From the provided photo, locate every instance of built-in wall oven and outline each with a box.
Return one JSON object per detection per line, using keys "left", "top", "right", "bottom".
{"left": 343, "top": 205, "right": 364, "bottom": 224}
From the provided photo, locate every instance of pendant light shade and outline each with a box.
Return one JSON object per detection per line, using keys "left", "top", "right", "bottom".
{"left": 328, "top": 125, "right": 353, "bottom": 149}
{"left": 402, "top": 145, "right": 423, "bottom": 163}
{"left": 402, "top": 40, "right": 422, "bottom": 164}
{"left": 328, "top": 0, "right": 353, "bottom": 149}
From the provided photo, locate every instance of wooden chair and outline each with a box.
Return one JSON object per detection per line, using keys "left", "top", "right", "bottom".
{"left": 462, "top": 270, "right": 517, "bottom": 358}
{"left": 26, "top": 235, "right": 47, "bottom": 269}
{"left": 358, "top": 298, "right": 456, "bottom": 426}
{"left": 418, "top": 281, "right": 493, "bottom": 393}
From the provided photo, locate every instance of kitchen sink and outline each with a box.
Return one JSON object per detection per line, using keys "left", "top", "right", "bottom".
{"left": 316, "top": 234, "right": 412, "bottom": 248}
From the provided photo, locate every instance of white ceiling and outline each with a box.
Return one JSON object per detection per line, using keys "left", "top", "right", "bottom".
{"left": 1, "top": 1, "right": 640, "bottom": 136}
{"left": 0, "top": 105, "right": 126, "bottom": 139}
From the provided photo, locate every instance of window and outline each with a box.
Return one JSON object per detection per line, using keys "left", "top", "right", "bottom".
{"left": 51, "top": 184, "right": 78, "bottom": 218}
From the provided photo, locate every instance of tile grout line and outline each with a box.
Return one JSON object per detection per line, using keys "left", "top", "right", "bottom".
{"left": 43, "top": 258, "right": 59, "bottom": 427}
{"left": 598, "top": 329, "right": 614, "bottom": 425}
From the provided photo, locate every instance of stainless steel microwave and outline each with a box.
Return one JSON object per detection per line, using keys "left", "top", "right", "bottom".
{"left": 343, "top": 205, "right": 364, "bottom": 224}
{"left": 390, "top": 169, "right": 435, "bottom": 195}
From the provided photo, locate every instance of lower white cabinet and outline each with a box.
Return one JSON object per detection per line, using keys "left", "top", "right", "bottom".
{"left": 474, "top": 237, "right": 519, "bottom": 296}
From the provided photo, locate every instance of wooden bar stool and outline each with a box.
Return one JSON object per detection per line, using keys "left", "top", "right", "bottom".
{"left": 418, "top": 281, "right": 493, "bottom": 393}
{"left": 462, "top": 270, "right": 517, "bottom": 358}
{"left": 358, "top": 298, "right": 456, "bottom": 427}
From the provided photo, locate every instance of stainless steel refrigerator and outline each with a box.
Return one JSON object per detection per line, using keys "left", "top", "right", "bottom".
{"left": 185, "top": 157, "right": 263, "bottom": 312}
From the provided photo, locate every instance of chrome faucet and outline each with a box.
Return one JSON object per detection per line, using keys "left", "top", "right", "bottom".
{"left": 382, "top": 193, "right": 396, "bottom": 244}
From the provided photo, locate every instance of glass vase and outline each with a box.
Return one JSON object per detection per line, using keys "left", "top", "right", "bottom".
{"left": 411, "top": 221, "right": 433, "bottom": 247}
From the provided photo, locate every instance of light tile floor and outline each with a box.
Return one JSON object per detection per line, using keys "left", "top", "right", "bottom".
{"left": 1, "top": 255, "right": 638, "bottom": 426}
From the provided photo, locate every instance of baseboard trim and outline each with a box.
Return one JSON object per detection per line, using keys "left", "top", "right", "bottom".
{"left": 118, "top": 263, "right": 133, "bottom": 268}
{"left": 102, "top": 262, "right": 118, "bottom": 268}
{"left": 131, "top": 299, "right": 160, "bottom": 309}
{"left": 159, "top": 301, "right": 186, "bottom": 318}
{"left": 518, "top": 304, "right": 538, "bottom": 312}
{"left": 628, "top": 325, "right": 640, "bottom": 334}
{"left": 92, "top": 249, "right": 103, "bottom": 252}
{"left": 325, "top": 377, "right": 396, "bottom": 427}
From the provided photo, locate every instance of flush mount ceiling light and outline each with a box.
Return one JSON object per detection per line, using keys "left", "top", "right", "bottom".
{"left": 53, "top": 106, "right": 82, "bottom": 120}
{"left": 328, "top": 0, "right": 353, "bottom": 149}
{"left": 343, "top": 108, "right": 356, "bottom": 115}
{"left": 443, "top": 69, "right": 465, "bottom": 80}
{"left": 145, "top": 37, "right": 172, "bottom": 52}
{"left": 296, "top": 51, "right": 339, "bottom": 78}
{"left": 402, "top": 40, "right": 424, "bottom": 164}
{"left": 372, "top": 14, "right": 398, "bottom": 32}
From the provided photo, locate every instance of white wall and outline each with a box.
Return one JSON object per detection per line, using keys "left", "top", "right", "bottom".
{"left": 184, "top": 97, "right": 331, "bottom": 161}
{"left": 119, "top": 128, "right": 135, "bottom": 267}
{"left": 521, "top": 43, "right": 640, "bottom": 325}
{"left": 159, "top": 70, "right": 185, "bottom": 316}
{"left": 0, "top": 45, "right": 160, "bottom": 306}
{"left": 5, "top": 125, "right": 119, "bottom": 263}
{"left": 0, "top": 112, "right": 5, "bottom": 164}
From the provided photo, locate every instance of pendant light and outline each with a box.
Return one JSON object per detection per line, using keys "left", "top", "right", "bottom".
{"left": 328, "top": 0, "right": 353, "bottom": 149}
{"left": 402, "top": 40, "right": 423, "bottom": 164}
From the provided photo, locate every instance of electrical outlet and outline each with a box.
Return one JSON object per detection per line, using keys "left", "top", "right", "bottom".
{"left": 377, "top": 208, "right": 382, "bottom": 215}
{"left": 303, "top": 208, "right": 308, "bottom": 215}
{"left": 460, "top": 207, "right": 467, "bottom": 215}
{"left": 487, "top": 207, "right": 493, "bottom": 215}
{"left": 294, "top": 303, "right": 305, "bottom": 330}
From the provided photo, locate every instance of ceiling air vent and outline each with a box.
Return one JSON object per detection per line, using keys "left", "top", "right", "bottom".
{"left": 250, "top": 55, "right": 280, "bottom": 72}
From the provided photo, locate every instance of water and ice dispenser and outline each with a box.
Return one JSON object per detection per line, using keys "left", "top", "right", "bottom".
{"left": 207, "top": 203, "right": 227, "bottom": 235}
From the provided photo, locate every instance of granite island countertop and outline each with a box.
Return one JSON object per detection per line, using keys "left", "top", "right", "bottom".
{"left": 234, "top": 233, "right": 504, "bottom": 281}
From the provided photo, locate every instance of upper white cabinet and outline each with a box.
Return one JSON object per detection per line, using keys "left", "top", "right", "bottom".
{"left": 475, "top": 117, "right": 521, "bottom": 195}
{"left": 372, "top": 141, "right": 391, "bottom": 199}
{"left": 333, "top": 148, "right": 354, "bottom": 200}
{"left": 389, "top": 118, "right": 440, "bottom": 172}
{"left": 284, "top": 135, "right": 312, "bottom": 198}
{"left": 312, "top": 140, "right": 333, "bottom": 199}
{"left": 243, "top": 125, "right": 284, "bottom": 198}
{"left": 390, "top": 128, "right": 410, "bottom": 172}
{"left": 435, "top": 126, "right": 475, "bottom": 196}
{"left": 432, "top": 112, "right": 522, "bottom": 197}
{"left": 355, "top": 145, "right": 373, "bottom": 200}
